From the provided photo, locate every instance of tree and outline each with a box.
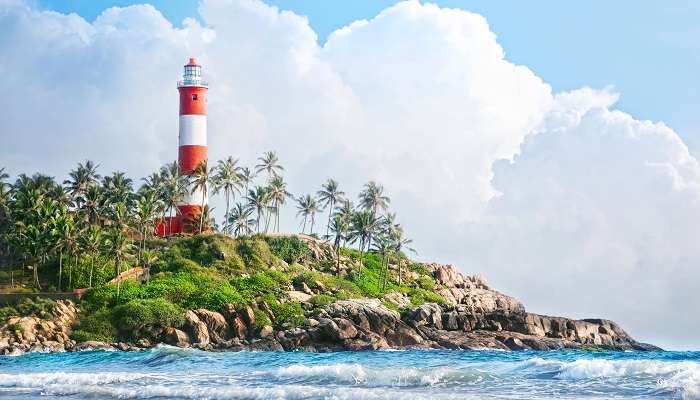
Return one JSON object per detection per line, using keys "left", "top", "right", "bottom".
{"left": 190, "top": 160, "right": 214, "bottom": 234}
{"left": 348, "top": 210, "right": 380, "bottom": 277}
{"left": 317, "top": 179, "right": 345, "bottom": 237}
{"left": 142, "top": 249, "right": 158, "bottom": 283}
{"left": 106, "top": 229, "right": 133, "bottom": 299}
{"left": 372, "top": 235, "right": 393, "bottom": 291}
{"left": 267, "top": 176, "right": 290, "bottom": 233}
{"left": 296, "top": 194, "right": 321, "bottom": 234}
{"left": 213, "top": 156, "right": 243, "bottom": 235}
{"left": 64, "top": 160, "right": 100, "bottom": 208}
{"left": 391, "top": 228, "right": 415, "bottom": 285}
{"left": 226, "top": 202, "right": 255, "bottom": 237}
{"left": 246, "top": 186, "right": 269, "bottom": 233}
{"left": 325, "top": 215, "right": 348, "bottom": 276}
{"left": 239, "top": 167, "right": 256, "bottom": 195}
{"left": 255, "top": 151, "right": 284, "bottom": 181}
{"left": 159, "top": 165, "right": 187, "bottom": 236}
{"left": 82, "top": 225, "right": 103, "bottom": 288}
{"left": 134, "top": 192, "right": 160, "bottom": 262}
{"left": 51, "top": 210, "right": 77, "bottom": 290}
{"left": 358, "top": 181, "right": 390, "bottom": 249}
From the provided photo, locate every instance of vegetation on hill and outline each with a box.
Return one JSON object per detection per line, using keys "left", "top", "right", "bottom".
{"left": 0, "top": 153, "right": 444, "bottom": 343}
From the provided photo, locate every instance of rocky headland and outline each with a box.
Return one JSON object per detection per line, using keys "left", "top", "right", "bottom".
{"left": 0, "top": 260, "right": 658, "bottom": 355}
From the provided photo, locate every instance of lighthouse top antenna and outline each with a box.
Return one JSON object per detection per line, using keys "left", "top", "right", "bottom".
{"left": 178, "top": 57, "right": 208, "bottom": 88}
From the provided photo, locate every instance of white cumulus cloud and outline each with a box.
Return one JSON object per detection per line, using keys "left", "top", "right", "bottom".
{"left": 0, "top": 0, "right": 698, "bottom": 348}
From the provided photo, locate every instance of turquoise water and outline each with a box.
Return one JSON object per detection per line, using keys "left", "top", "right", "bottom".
{"left": 0, "top": 347, "right": 698, "bottom": 399}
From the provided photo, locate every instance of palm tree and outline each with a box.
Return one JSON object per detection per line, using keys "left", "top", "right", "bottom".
{"left": 267, "top": 176, "right": 291, "bottom": 232}
{"left": 296, "top": 194, "right": 321, "bottom": 234}
{"left": 348, "top": 210, "right": 380, "bottom": 277}
{"left": 255, "top": 151, "right": 284, "bottom": 181}
{"left": 317, "top": 179, "right": 345, "bottom": 237}
{"left": 160, "top": 170, "right": 187, "bottom": 236}
{"left": 372, "top": 235, "right": 393, "bottom": 291}
{"left": 107, "top": 229, "right": 133, "bottom": 299}
{"left": 64, "top": 160, "right": 100, "bottom": 208}
{"left": 81, "top": 186, "right": 103, "bottom": 225}
{"left": 82, "top": 225, "right": 103, "bottom": 287}
{"left": 391, "top": 228, "right": 415, "bottom": 285}
{"left": 239, "top": 167, "right": 256, "bottom": 195}
{"left": 226, "top": 202, "right": 255, "bottom": 237}
{"left": 134, "top": 192, "right": 160, "bottom": 262}
{"left": 102, "top": 172, "right": 134, "bottom": 207}
{"left": 142, "top": 249, "right": 158, "bottom": 283}
{"left": 213, "top": 157, "right": 242, "bottom": 234}
{"left": 51, "top": 210, "right": 76, "bottom": 290}
{"left": 190, "top": 160, "right": 213, "bottom": 234}
{"left": 358, "top": 181, "right": 390, "bottom": 249}
{"left": 246, "top": 186, "right": 269, "bottom": 233}
{"left": 325, "top": 215, "right": 349, "bottom": 276}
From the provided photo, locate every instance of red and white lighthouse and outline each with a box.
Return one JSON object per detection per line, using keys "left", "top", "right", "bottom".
{"left": 177, "top": 58, "right": 208, "bottom": 230}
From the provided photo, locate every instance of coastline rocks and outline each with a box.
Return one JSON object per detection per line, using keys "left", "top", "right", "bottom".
{"left": 0, "top": 300, "right": 78, "bottom": 355}
{"left": 163, "top": 327, "right": 190, "bottom": 348}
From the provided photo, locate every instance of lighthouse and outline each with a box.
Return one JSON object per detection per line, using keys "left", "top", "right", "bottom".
{"left": 177, "top": 58, "right": 208, "bottom": 232}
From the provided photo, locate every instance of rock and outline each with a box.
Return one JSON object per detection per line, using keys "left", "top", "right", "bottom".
{"left": 258, "top": 325, "right": 273, "bottom": 338}
{"left": 405, "top": 303, "right": 444, "bottom": 329}
{"left": 163, "top": 327, "right": 190, "bottom": 348}
{"left": 184, "top": 310, "right": 210, "bottom": 345}
{"left": 239, "top": 306, "right": 256, "bottom": 330}
{"left": 287, "top": 290, "right": 312, "bottom": 302}
{"left": 73, "top": 341, "right": 113, "bottom": 351}
{"left": 194, "top": 309, "right": 229, "bottom": 343}
{"left": 231, "top": 316, "right": 248, "bottom": 339}
{"left": 137, "top": 338, "right": 151, "bottom": 348}
{"left": 503, "top": 337, "right": 528, "bottom": 350}
{"left": 301, "top": 282, "right": 313, "bottom": 295}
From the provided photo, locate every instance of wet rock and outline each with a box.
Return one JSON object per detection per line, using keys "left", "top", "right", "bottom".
{"left": 184, "top": 310, "right": 210, "bottom": 345}
{"left": 73, "top": 341, "right": 114, "bottom": 352}
{"left": 194, "top": 309, "right": 229, "bottom": 343}
{"left": 163, "top": 327, "right": 190, "bottom": 348}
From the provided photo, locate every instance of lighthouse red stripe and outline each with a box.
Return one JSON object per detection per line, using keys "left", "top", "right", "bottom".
{"left": 178, "top": 145, "right": 207, "bottom": 174}
{"left": 179, "top": 86, "right": 208, "bottom": 115}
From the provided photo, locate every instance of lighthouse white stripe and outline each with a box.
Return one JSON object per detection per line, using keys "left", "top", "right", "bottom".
{"left": 179, "top": 186, "right": 207, "bottom": 207}
{"left": 179, "top": 115, "right": 207, "bottom": 146}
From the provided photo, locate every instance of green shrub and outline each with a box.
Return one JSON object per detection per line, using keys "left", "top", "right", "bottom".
{"left": 417, "top": 275, "right": 435, "bottom": 290}
{"left": 71, "top": 308, "right": 116, "bottom": 343}
{"left": 13, "top": 297, "right": 56, "bottom": 319}
{"left": 309, "top": 294, "right": 335, "bottom": 307}
{"left": 0, "top": 305, "right": 17, "bottom": 320}
{"left": 252, "top": 308, "right": 271, "bottom": 329}
{"left": 409, "top": 262, "right": 430, "bottom": 276}
{"left": 111, "top": 298, "right": 183, "bottom": 340}
{"left": 231, "top": 270, "right": 290, "bottom": 299}
{"left": 266, "top": 236, "right": 311, "bottom": 264}
{"left": 269, "top": 301, "right": 305, "bottom": 328}
{"left": 236, "top": 237, "right": 277, "bottom": 271}
{"left": 408, "top": 288, "right": 447, "bottom": 306}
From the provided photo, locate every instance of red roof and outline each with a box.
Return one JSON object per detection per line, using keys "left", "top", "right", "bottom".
{"left": 187, "top": 58, "right": 198, "bottom": 66}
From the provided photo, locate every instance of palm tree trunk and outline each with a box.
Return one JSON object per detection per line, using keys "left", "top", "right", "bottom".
{"left": 89, "top": 254, "right": 94, "bottom": 288}
{"left": 310, "top": 214, "right": 315, "bottom": 234}
{"left": 225, "top": 188, "right": 230, "bottom": 235}
{"left": 199, "top": 188, "right": 205, "bottom": 234}
{"left": 58, "top": 252, "right": 63, "bottom": 290}
{"left": 326, "top": 199, "right": 334, "bottom": 237}
{"left": 68, "top": 255, "right": 72, "bottom": 290}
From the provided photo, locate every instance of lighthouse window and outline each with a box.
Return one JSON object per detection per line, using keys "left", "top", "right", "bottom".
{"left": 192, "top": 94, "right": 198, "bottom": 101}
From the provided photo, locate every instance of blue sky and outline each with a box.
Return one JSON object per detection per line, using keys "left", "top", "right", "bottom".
{"left": 38, "top": 0, "right": 700, "bottom": 152}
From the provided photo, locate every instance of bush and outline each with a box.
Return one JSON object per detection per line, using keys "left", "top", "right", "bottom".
{"left": 408, "top": 288, "right": 447, "bottom": 307}
{"left": 309, "top": 294, "right": 335, "bottom": 307}
{"left": 269, "top": 300, "right": 305, "bottom": 328}
{"left": 13, "top": 297, "right": 56, "bottom": 319}
{"left": 409, "top": 262, "right": 430, "bottom": 276}
{"left": 71, "top": 308, "right": 116, "bottom": 343}
{"left": 111, "top": 298, "right": 184, "bottom": 340}
{"left": 417, "top": 275, "right": 435, "bottom": 290}
{"left": 252, "top": 308, "right": 271, "bottom": 329}
{"left": 236, "top": 237, "right": 277, "bottom": 271}
{"left": 266, "top": 236, "right": 311, "bottom": 264}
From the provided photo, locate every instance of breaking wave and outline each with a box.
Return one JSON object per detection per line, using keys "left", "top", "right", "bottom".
{"left": 1, "top": 349, "right": 698, "bottom": 399}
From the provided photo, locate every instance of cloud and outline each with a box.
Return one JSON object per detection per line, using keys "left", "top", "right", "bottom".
{"left": 0, "top": 0, "right": 698, "bottom": 348}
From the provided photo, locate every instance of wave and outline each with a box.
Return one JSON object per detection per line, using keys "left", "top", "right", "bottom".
{"left": 272, "top": 363, "right": 493, "bottom": 387}
{"left": 516, "top": 357, "right": 700, "bottom": 399}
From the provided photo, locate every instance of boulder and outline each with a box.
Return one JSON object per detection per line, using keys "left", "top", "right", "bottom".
{"left": 163, "top": 327, "right": 190, "bottom": 348}
{"left": 258, "top": 325, "right": 273, "bottom": 339}
{"left": 194, "top": 309, "right": 229, "bottom": 343}
{"left": 73, "top": 341, "right": 114, "bottom": 351}
{"left": 184, "top": 310, "right": 209, "bottom": 345}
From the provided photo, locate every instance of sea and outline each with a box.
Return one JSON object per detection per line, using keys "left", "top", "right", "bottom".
{"left": 0, "top": 346, "right": 698, "bottom": 399}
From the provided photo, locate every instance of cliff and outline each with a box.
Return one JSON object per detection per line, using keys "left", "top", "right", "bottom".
{"left": 0, "top": 235, "right": 659, "bottom": 354}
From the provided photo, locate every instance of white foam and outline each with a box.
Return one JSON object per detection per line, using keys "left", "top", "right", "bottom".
{"left": 273, "top": 363, "right": 488, "bottom": 387}
{"left": 0, "top": 372, "right": 151, "bottom": 387}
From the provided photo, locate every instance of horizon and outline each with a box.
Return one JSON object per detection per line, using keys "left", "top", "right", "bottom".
{"left": 1, "top": 0, "right": 699, "bottom": 350}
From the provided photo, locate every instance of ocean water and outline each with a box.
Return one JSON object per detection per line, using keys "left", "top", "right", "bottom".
{"left": 0, "top": 347, "right": 698, "bottom": 399}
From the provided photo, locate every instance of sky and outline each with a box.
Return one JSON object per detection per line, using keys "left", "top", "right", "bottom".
{"left": 2, "top": 0, "right": 700, "bottom": 350}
